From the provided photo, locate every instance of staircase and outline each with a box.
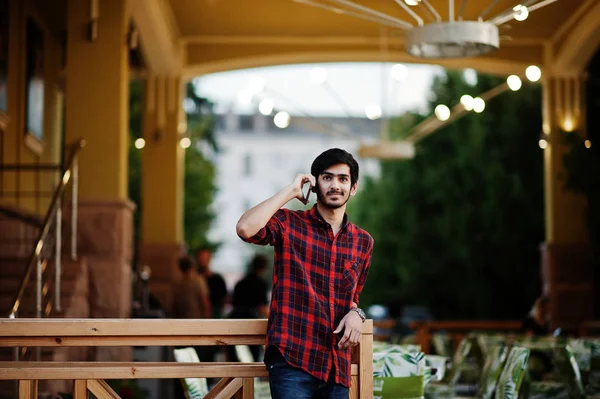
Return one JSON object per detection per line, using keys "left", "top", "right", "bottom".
{"left": 0, "top": 139, "right": 86, "bottom": 398}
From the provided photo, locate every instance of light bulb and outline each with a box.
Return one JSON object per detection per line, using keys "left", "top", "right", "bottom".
{"left": 180, "top": 137, "right": 191, "bottom": 149}
{"left": 585, "top": 140, "right": 592, "bottom": 149}
{"left": 507, "top": 75, "right": 522, "bottom": 91}
{"left": 258, "top": 99, "right": 274, "bottom": 115}
{"left": 134, "top": 138, "right": 145, "bottom": 149}
{"left": 404, "top": 0, "right": 420, "bottom": 5}
{"left": 526, "top": 66, "right": 542, "bottom": 82}
{"left": 434, "top": 104, "right": 451, "bottom": 121}
{"left": 513, "top": 5, "right": 529, "bottom": 21}
{"left": 365, "top": 104, "right": 382, "bottom": 120}
{"left": 460, "top": 95, "right": 474, "bottom": 111}
{"left": 274, "top": 112, "right": 291, "bottom": 128}
{"left": 539, "top": 139, "right": 548, "bottom": 149}
{"left": 473, "top": 97, "right": 486, "bottom": 113}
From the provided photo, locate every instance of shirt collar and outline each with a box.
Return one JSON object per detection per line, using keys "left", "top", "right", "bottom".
{"left": 307, "top": 204, "right": 353, "bottom": 233}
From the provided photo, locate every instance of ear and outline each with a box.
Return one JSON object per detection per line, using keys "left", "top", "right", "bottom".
{"left": 350, "top": 182, "right": 358, "bottom": 196}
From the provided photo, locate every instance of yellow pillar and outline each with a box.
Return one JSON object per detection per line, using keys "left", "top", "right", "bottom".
{"left": 63, "top": 0, "right": 133, "bottom": 353}
{"left": 65, "top": 0, "right": 129, "bottom": 200}
{"left": 541, "top": 56, "right": 593, "bottom": 328}
{"left": 139, "top": 75, "right": 186, "bottom": 311}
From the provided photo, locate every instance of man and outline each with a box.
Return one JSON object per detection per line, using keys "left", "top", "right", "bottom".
{"left": 171, "top": 256, "right": 211, "bottom": 319}
{"left": 236, "top": 148, "right": 374, "bottom": 399}
{"left": 196, "top": 246, "right": 228, "bottom": 318}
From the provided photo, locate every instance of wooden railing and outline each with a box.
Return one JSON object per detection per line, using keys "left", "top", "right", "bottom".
{"left": 579, "top": 320, "right": 600, "bottom": 337}
{"left": 410, "top": 320, "right": 522, "bottom": 353}
{"left": 373, "top": 319, "right": 522, "bottom": 352}
{"left": 0, "top": 318, "right": 374, "bottom": 399}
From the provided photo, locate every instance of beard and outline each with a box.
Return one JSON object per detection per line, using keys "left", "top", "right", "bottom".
{"left": 315, "top": 184, "right": 350, "bottom": 209}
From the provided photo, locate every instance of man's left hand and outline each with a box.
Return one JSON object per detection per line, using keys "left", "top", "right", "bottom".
{"left": 333, "top": 310, "right": 363, "bottom": 349}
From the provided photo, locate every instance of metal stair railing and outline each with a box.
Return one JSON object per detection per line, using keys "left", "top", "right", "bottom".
{"left": 0, "top": 139, "right": 85, "bottom": 363}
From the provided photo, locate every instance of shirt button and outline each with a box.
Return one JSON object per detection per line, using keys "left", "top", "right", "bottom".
{"left": 331, "top": 262, "right": 335, "bottom": 267}
{"left": 329, "top": 282, "right": 334, "bottom": 287}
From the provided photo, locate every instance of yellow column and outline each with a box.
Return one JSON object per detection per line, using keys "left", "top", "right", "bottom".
{"left": 64, "top": 0, "right": 130, "bottom": 200}
{"left": 541, "top": 61, "right": 593, "bottom": 327}
{"left": 139, "top": 75, "right": 186, "bottom": 310}
{"left": 62, "top": 0, "right": 133, "bottom": 355}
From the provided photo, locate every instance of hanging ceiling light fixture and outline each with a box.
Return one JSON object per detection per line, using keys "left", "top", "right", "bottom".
{"left": 293, "top": 0, "right": 562, "bottom": 59}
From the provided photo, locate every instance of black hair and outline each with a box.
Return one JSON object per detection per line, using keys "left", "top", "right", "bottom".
{"left": 178, "top": 256, "right": 195, "bottom": 273}
{"left": 310, "top": 148, "right": 359, "bottom": 186}
{"left": 250, "top": 254, "right": 269, "bottom": 272}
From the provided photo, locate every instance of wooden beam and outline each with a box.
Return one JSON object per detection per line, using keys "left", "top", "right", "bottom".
{"left": 210, "top": 377, "right": 243, "bottom": 399}
{"left": 204, "top": 377, "right": 234, "bottom": 399}
{"left": 0, "top": 362, "right": 359, "bottom": 380}
{"left": 0, "top": 362, "right": 269, "bottom": 380}
{"left": 0, "top": 335, "right": 266, "bottom": 347}
{"left": 18, "top": 380, "right": 37, "bottom": 399}
{"left": 130, "top": 0, "right": 182, "bottom": 74}
{"left": 0, "top": 319, "right": 271, "bottom": 336}
{"left": 183, "top": 34, "right": 544, "bottom": 47}
{"left": 0, "top": 319, "right": 373, "bottom": 337}
{"left": 73, "top": 380, "right": 87, "bottom": 399}
{"left": 87, "top": 379, "right": 121, "bottom": 399}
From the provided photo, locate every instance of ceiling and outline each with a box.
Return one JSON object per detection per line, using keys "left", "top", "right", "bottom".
{"left": 146, "top": 0, "right": 600, "bottom": 77}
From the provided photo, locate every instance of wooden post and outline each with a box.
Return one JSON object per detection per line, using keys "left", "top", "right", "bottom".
{"left": 73, "top": 380, "right": 88, "bottom": 399}
{"left": 241, "top": 378, "right": 254, "bottom": 399}
{"left": 416, "top": 323, "right": 431, "bottom": 353}
{"left": 359, "top": 328, "right": 374, "bottom": 399}
{"left": 18, "top": 380, "right": 37, "bottom": 399}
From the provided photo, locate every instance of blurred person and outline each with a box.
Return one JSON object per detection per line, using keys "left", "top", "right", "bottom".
{"left": 171, "top": 256, "right": 211, "bottom": 319}
{"left": 231, "top": 253, "right": 270, "bottom": 319}
{"left": 196, "top": 245, "right": 228, "bottom": 318}
{"left": 227, "top": 253, "right": 270, "bottom": 362}
{"left": 236, "top": 148, "right": 374, "bottom": 399}
{"left": 521, "top": 295, "right": 551, "bottom": 336}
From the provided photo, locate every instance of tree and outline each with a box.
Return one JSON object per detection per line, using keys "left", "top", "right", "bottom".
{"left": 351, "top": 70, "right": 545, "bottom": 319}
{"left": 128, "top": 80, "right": 217, "bottom": 257}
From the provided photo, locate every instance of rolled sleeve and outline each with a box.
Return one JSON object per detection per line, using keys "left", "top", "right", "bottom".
{"left": 239, "top": 209, "right": 287, "bottom": 247}
{"left": 353, "top": 236, "right": 374, "bottom": 305}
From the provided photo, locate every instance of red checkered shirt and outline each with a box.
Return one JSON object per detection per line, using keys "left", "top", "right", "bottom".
{"left": 241, "top": 205, "right": 374, "bottom": 387}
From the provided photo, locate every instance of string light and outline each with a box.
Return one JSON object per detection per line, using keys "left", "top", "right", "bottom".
{"left": 513, "top": 5, "right": 529, "bottom": 21}
{"left": 507, "top": 75, "right": 522, "bottom": 91}
{"left": 434, "top": 104, "right": 451, "bottom": 121}
{"left": 180, "top": 137, "right": 191, "bottom": 149}
{"left": 473, "top": 97, "right": 486, "bottom": 113}
{"left": 274, "top": 111, "right": 291, "bottom": 128}
{"left": 460, "top": 95, "right": 474, "bottom": 111}
{"left": 526, "top": 66, "right": 542, "bottom": 82}
{"left": 134, "top": 138, "right": 145, "bottom": 149}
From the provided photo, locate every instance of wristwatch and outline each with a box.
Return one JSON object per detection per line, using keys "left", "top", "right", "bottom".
{"left": 351, "top": 307, "right": 366, "bottom": 322}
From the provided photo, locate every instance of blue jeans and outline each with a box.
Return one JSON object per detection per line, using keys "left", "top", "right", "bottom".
{"left": 265, "top": 347, "right": 349, "bottom": 399}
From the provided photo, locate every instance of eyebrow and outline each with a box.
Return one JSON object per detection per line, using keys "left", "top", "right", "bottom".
{"left": 321, "top": 171, "right": 350, "bottom": 178}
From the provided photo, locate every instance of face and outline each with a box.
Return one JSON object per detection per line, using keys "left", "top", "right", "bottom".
{"left": 314, "top": 163, "right": 357, "bottom": 210}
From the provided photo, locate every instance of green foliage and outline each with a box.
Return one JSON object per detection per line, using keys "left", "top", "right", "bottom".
{"left": 128, "top": 80, "right": 217, "bottom": 254}
{"left": 351, "top": 70, "right": 545, "bottom": 319}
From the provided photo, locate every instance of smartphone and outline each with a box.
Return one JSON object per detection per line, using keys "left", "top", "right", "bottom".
{"left": 304, "top": 184, "right": 312, "bottom": 202}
